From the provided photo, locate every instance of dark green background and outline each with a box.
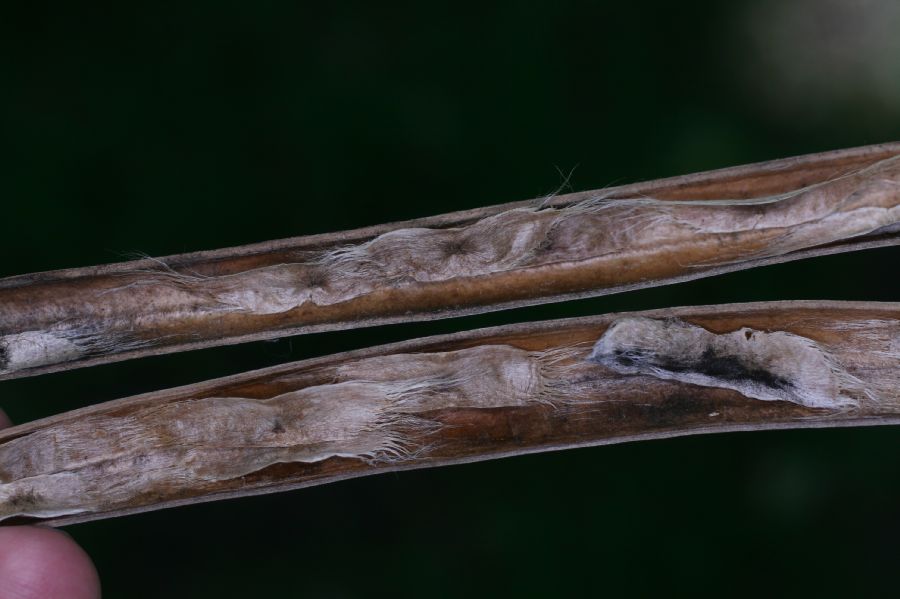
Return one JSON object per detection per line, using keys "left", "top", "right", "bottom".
{"left": 1, "top": 2, "right": 898, "bottom": 597}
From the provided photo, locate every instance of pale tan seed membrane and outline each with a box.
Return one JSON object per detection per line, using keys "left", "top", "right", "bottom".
{"left": 205, "top": 156, "right": 900, "bottom": 314}
{"left": 0, "top": 345, "right": 578, "bottom": 520}
{"left": 2, "top": 317, "right": 895, "bottom": 521}
{"left": 0, "top": 327, "right": 154, "bottom": 374}
{"left": 0, "top": 158, "right": 898, "bottom": 376}
{"left": 588, "top": 318, "right": 878, "bottom": 409}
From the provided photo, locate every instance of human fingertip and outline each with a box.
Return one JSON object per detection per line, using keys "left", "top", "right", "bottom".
{"left": 0, "top": 526, "right": 101, "bottom": 599}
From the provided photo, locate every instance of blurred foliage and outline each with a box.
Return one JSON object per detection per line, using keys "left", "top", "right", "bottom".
{"left": 0, "top": 1, "right": 897, "bottom": 597}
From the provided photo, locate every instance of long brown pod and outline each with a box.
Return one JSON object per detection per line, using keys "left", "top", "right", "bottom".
{"left": 1, "top": 300, "right": 897, "bottom": 526}
{"left": 1, "top": 143, "right": 899, "bottom": 381}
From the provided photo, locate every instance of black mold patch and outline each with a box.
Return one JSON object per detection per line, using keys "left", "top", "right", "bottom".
{"left": 0, "top": 344, "right": 8, "bottom": 371}
{"left": 440, "top": 235, "right": 476, "bottom": 257}
{"left": 612, "top": 348, "right": 654, "bottom": 368}
{"left": 613, "top": 347, "right": 792, "bottom": 391}
{"left": 684, "top": 348, "right": 791, "bottom": 390}
{"left": 7, "top": 488, "right": 42, "bottom": 511}
{"left": 303, "top": 267, "right": 330, "bottom": 288}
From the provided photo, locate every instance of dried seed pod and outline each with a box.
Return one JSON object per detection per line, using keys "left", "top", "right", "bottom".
{"left": 1, "top": 144, "right": 898, "bottom": 380}
{"left": 1, "top": 301, "right": 896, "bottom": 526}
